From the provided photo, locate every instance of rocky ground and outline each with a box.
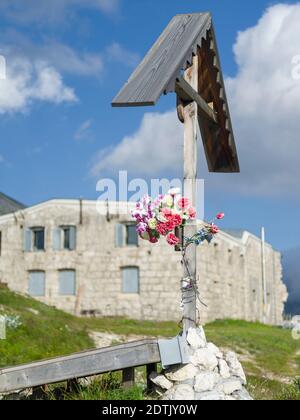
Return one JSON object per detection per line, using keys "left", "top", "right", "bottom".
{"left": 149, "top": 327, "right": 252, "bottom": 401}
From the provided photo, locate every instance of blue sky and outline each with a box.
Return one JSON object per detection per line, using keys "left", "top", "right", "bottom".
{"left": 0, "top": 0, "right": 300, "bottom": 253}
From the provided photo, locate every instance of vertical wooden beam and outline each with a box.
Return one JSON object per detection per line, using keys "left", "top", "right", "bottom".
{"left": 67, "top": 378, "right": 79, "bottom": 393}
{"left": 181, "top": 54, "right": 199, "bottom": 334}
{"left": 122, "top": 367, "right": 135, "bottom": 389}
{"left": 146, "top": 363, "right": 157, "bottom": 393}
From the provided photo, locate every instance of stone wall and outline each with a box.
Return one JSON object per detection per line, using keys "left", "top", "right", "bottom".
{"left": 0, "top": 199, "right": 288, "bottom": 324}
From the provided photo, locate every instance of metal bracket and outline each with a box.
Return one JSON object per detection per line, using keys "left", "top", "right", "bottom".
{"left": 158, "top": 334, "right": 190, "bottom": 369}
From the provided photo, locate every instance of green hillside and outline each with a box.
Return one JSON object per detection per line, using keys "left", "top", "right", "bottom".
{"left": 0, "top": 286, "right": 299, "bottom": 400}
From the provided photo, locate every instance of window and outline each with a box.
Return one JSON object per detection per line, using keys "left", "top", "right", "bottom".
{"left": 24, "top": 227, "right": 45, "bottom": 252}
{"left": 122, "top": 267, "right": 139, "bottom": 294}
{"left": 53, "top": 226, "right": 76, "bottom": 251}
{"left": 33, "top": 228, "right": 45, "bottom": 251}
{"left": 59, "top": 270, "right": 76, "bottom": 296}
{"left": 126, "top": 224, "right": 138, "bottom": 246}
{"left": 115, "top": 224, "right": 138, "bottom": 247}
{"left": 28, "top": 271, "right": 45, "bottom": 296}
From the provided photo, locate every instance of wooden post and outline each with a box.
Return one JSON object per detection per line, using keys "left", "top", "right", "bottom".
{"left": 177, "top": 54, "right": 199, "bottom": 334}
{"left": 122, "top": 367, "right": 135, "bottom": 389}
{"left": 146, "top": 363, "right": 157, "bottom": 393}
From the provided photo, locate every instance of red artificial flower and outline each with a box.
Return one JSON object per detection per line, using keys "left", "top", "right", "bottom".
{"left": 166, "top": 233, "right": 180, "bottom": 246}
{"left": 210, "top": 224, "right": 219, "bottom": 234}
{"left": 172, "top": 213, "right": 183, "bottom": 227}
{"left": 177, "top": 197, "right": 190, "bottom": 210}
{"left": 216, "top": 212, "right": 225, "bottom": 220}
{"left": 157, "top": 223, "right": 168, "bottom": 236}
{"left": 165, "top": 219, "right": 176, "bottom": 231}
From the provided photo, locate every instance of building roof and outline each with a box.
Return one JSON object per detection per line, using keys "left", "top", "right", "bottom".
{"left": 112, "top": 12, "right": 239, "bottom": 173}
{"left": 0, "top": 192, "right": 25, "bottom": 216}
{"left": 222, "top": 229, "right": 246, "bottom": 239}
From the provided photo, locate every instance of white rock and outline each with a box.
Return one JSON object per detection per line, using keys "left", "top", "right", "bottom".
{"left": 225, "top": 396, "right": 237, "bottom": 401}
{"left": 150, "top": 373, "right": 173, "bottom": 390}
{"left": 218, "top": 359, "right": 231, "bottom": 379}
{"left": 194, "top": 372, "right": 219, "bottom": 393}
{"left": 207, "top": 342, "right": 223, "bottom": 359}
{"left": 187, "top": 328, "right": 206, "bottom": 350}
{"left": 163, "top": 384, "right": 194, "bottom": 401}
{"left": 217, "top": 379, "right": 242, "bottom": 395}
{"left": 225, "top": 352, "right": 247, "bottom": 385}
{"left": 191, "top": 348, "right": 218, "bottom": 371}
{"left": 197, "top": 391, "right": 225, "bottom": 401}
{"left": 165, "top": 364, "right": 198, "bottom": 382}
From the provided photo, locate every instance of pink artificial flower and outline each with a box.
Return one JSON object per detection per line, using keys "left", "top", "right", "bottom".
{"left": 177, "top": 197, "right": 190, "bottom": 210}
{"left": 210, "top": 224, "right": 219, "bottom": 234}
{"left": 216, "top": 212, "right": 225, "bottom": 220}
{"left": 166, "top": 233, "right": 180, "bottom": 246}
{"left": 188, "top": 207, "right": 197, "bottom": 219}
{"left": 172, "top": 213, "right": 183, "bottom": 227}
{"left": 161, "top": 208, "right": 173, "bottom": 218}
{"left": 157, "top": 223, "right": 168, "bottom": 236}
{"left": 165, "top": 219, "right": 176, "bottom": 231}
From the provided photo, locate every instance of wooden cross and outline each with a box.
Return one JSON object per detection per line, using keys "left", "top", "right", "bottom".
{"left": 112, "top": 13, "right": 240, "bottom": 335}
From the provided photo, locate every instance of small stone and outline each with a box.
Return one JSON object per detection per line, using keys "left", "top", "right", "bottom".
{"left": 162, "top": 384, "right": 194, "bottom": 401}
{"left": 218, "top": 359, "right": 231, "bottom": 379}
{"left": 207, "top": 342, "right": 223, "bottom": 359}
{"left": 191, "top": 348, "right": 218, "bottom": 371}
{"left": 225, "top": 352, "right": 247, "bottom": 385}
{"left": 194, "top": 372, "right": 219, "bottom": 393}
{"left": 187, "top": 328, "right": 206, "bottom": 350}
{"left": 150, "top": 373, "right": 173, "bottom": 391}
{"left": 217, "top": 379, "right": 242, "bottom": 395}
{"left": 225, "top": 396, "right": 237, "bottom": 401}
{"left": 232, "top": 388, "right": 253, "bottom": 401}
{"left": 197, "top": 391, "right": 225, "bottom": 401}
{"left": 165, "top": 364, "right": 198, "bottom": 382}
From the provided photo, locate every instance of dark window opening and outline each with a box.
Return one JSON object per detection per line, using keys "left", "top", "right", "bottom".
{"left": 33, "top": 228, "right": 45, "bottom": 251}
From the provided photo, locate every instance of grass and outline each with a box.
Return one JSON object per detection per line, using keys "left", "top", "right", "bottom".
{"left": 0, "top": 286, "right": 93, "bottom": 367}
{"left": 1, "top": 287, "right": 300, "bottom": 400}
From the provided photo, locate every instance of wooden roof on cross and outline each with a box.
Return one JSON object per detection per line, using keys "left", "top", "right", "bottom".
{"left": 112, "top": 13, "right": 240, "bottom": 173}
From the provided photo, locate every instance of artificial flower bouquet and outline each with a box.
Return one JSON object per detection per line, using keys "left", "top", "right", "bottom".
{"left": 132, "top": 189, "right": 224, "bottom": 249}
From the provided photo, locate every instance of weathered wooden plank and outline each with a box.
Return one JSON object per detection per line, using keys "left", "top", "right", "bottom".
{"left": 112, "top": 13, "right": 211, "bottom": 107}
{"left": 182, "top": 55, "right": 198, "bottom": 332}
{"left": 176, "top": 77, "right": 218, "bottom": 124}
{"left": 0, "top": 339, "right": 160, "bottom": 393}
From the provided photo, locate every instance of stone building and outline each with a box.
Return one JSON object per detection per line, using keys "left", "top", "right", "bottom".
{"left": 0, "top": 198, "right": 287, "bottom": 325}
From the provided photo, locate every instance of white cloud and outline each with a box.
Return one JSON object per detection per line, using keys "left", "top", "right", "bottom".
{"left": 0, "top": 33, "right": 104, "bottom": 78}
{"left": 90, "top": 110, "right": 183, "bottom": 177}
{"left": 75, "top": 119, "right": 93, "bottom": 141}
{"left": 0, "top": 57, "right": 77, "bottom": 114}
{"left": 0, "top": 0, "right": 121, "bottom": 24}
{"left": 106, "top": 42, "right": 140, "bottom": 68}
{"left": 91, "top": 4, "right": 300, "bottom": 199}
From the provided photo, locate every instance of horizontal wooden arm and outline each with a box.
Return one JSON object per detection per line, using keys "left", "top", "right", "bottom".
{"left": 175, "top": 77, "right": 218, "bottom": 124}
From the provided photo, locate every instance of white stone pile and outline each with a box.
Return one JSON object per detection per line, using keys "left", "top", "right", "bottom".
{"left": 150, "top": 327, "right": 253, "bottom": 401}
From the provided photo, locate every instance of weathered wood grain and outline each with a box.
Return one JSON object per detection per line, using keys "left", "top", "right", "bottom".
{"left": 176, "top": 76, "right": 218, "bottom": 124}
{"left": 0, "top": 339, "right": 160, "bottom": 393}
{"left": 182, "top": 55, "right": 198, "bottom": 332}
{"left": 112, "top": 13, "right": 211, "bottom": 107}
